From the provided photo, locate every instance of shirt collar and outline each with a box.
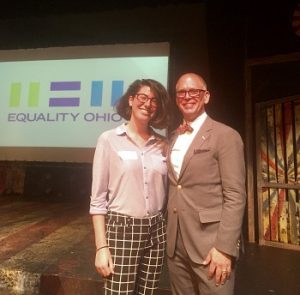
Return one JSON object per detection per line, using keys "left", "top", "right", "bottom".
{"left": 115, "top": 123, "right": 157, "bottom": 142}
{"left": 115, "top": 123, "right": 127, "bottom": 136}
{"left": 190, "top": 112, "right": 207, "bottom": 133}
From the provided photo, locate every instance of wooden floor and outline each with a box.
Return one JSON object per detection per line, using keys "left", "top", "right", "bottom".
{"left": 0, "top": 196, "right": 170, "bottom": 295}
{"left": 0, "top": 196, "right": 300, "bottom": 295}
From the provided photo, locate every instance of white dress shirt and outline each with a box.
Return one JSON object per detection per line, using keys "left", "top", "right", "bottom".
{"left": 170, "top": 112, "right": 207, "bottom": 178}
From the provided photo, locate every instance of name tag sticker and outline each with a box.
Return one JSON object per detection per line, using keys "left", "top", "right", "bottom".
{"left": 118, "top": 151, "right": 138, "bottom": 160}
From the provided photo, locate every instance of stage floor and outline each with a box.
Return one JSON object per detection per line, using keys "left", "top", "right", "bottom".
{"left": 0, "top": 196, "right": 170, "bottom": 295}
{"left": 0, "top": 196, "right": 300, "bottom": 295}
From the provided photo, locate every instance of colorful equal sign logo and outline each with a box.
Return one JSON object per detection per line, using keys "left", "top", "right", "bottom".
{"left": 49, "top": 81, "right": 81, "bottom": 107}
{"left": 8, "top": 80, "right": 124, "bottom": 107}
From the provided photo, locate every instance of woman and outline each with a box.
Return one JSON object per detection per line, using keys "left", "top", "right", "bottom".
{"left": 89, "top": 79, "right": 170, "bottom": 294}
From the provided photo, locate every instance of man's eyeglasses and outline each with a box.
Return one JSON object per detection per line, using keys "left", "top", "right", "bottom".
{"left": 135, "top": 93, "right": 158, "bottom": 107}
{"left": 176, "top": 89, "right": 206, "bottom": 98}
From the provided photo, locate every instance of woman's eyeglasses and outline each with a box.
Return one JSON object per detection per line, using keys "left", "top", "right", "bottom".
{"left": 135, "top": 93, "right": 158, "bottom": 107}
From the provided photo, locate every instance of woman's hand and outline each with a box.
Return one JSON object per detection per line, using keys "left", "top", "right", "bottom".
{"left": 95, "top": 247, "right": 115, "bottom": 277}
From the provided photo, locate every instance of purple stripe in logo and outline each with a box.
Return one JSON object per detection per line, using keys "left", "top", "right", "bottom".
{"left": 49, "top": 98, "right": 80, "bottom": 107}
{"left": 50, "top": 81, "right": 81, "bottom": 91}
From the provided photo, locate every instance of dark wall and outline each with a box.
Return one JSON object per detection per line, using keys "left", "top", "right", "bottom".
{"left": 205, "top": 1, "right": 246, "bottom": 136}
{"left": 245, "top": 0, "right": 300, "bottom": 106}
{"left": 246, "top": 0, "right": 300, "bottom": 58}
{"left": 205, "top": 0, "right": 300, "bottom": 135}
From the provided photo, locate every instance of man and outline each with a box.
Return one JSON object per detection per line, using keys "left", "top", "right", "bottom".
{"left": 167, "top": 73, "right": 246, "bottom": 295}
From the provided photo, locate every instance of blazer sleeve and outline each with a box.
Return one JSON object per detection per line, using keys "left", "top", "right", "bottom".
{"left": 214, "top": 127, "right": 246, "bottom": 257}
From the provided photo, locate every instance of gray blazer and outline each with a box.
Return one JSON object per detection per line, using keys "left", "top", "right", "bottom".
{"left": 166, "top": 116, "right": 246, "bottom": 264}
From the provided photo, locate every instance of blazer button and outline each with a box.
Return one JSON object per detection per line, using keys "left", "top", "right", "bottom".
{"left": 177, "top": 185, "right": 182, "bottom": 189}
{"left": 173, "top": 208, "right": 177, "bottom": 213}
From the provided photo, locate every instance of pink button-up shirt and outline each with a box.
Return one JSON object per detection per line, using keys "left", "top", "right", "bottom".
{"left": 89, "top": 124, "right": 168, "bottom": 218}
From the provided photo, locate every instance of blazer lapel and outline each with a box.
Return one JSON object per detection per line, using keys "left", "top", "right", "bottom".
{"left": 167, "top": 131, "right": 179, "bottom": 182}
{"left": 178, "top": 117, "right": 213, "bottom": 180}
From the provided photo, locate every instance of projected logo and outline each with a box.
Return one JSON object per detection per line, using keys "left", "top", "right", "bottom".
{"left": 6, "top": 79, "right": 125, "bottom": 124}
{"left": 8, "top": 80, "right": 124, "bottom": 107}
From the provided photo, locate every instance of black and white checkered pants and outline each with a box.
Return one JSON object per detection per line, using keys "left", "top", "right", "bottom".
{"left": 104, "top": 211, "right": 166, "bottom": 295}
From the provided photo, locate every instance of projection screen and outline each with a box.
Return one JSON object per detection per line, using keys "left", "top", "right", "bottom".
{"left": 0, "top": 42, "right": 170, "bottom": 163}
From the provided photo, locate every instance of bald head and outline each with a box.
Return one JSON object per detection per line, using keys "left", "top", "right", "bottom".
{"left": 176, "top": 73, "right": 207, "bottom": 91}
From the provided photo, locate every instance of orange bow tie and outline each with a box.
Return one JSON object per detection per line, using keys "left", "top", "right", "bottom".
{"left": 177, "top": 123, "right": 194, "bottom": 134}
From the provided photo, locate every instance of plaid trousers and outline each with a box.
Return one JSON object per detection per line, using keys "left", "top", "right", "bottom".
{"left": 104, "top": 211, "right": 166, "bottom": 295}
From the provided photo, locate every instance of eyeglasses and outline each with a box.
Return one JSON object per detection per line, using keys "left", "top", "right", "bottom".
{"left": 176, "top": 89, "right": 206, "bottom": 98}
{"left": 135, "top": 93, "right": 158, "bottom": 107}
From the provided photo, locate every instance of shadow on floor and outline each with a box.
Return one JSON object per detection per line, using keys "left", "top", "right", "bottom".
{"left": 235, "top": 242, "right": 300, "bottom": 295}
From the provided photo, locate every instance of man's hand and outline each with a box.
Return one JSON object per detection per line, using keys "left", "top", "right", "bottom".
{"left": 203, "top": 247, "right": 232, "bottom": 286}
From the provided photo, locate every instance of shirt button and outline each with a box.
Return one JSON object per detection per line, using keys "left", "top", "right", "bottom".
{"left": 173, "top": 208, "right": 177, "bottom": 213}
{"left": 177, "top": 185, "right": 182, "bottom": 189}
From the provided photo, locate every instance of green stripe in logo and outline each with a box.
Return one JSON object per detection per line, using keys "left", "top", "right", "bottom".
{"left": 28, "top": 82, "right": 40, "bottom": 107}
{"left": 9, "top": 83, "right": 21, "bottom": 107}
